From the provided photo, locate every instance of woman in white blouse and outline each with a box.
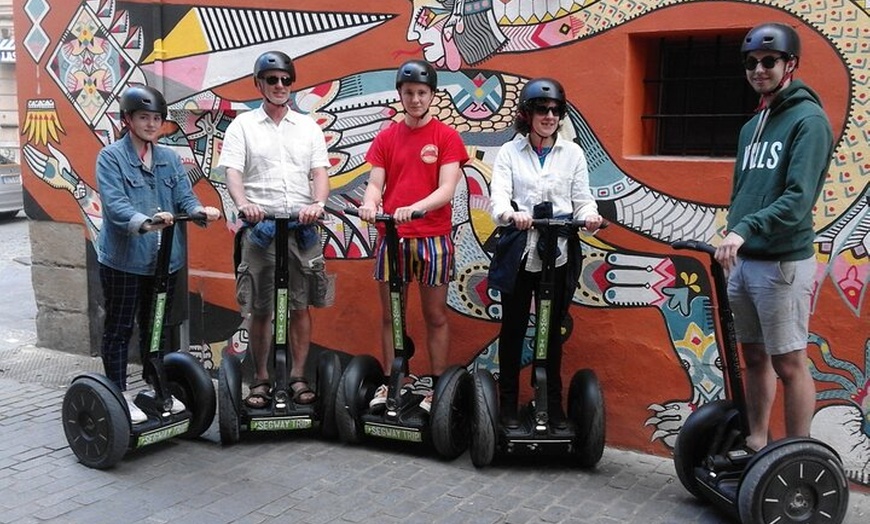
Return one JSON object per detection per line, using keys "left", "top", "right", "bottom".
{"left": 488, "top": 77, "right": 603, "bottom": 429}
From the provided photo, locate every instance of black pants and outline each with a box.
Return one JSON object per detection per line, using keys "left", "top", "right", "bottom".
{"left": 99, "top": 264, "right": 177, "bottom": 391}
{"left": 497, "top": 264, "right": 569, "bottom": 414}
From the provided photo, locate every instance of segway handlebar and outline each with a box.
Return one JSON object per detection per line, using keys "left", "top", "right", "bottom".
{"left": 529, "top": 218, "right": 609, "bottom": 230}
{"left": 238, "top": 211, "right": 300, "bottom": 221}
{"left": 671, "top": 240, "right": 716, "bottom": 256}
{"left": 343, "top": 207, "right": 426, "bottom": 222}
{"left": 148, "top": 211, "right": 209, "bottom": 225}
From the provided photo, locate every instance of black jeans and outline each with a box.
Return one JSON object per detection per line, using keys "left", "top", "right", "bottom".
{"left": 496, "top": 264, "right": 569, "bottom": 414}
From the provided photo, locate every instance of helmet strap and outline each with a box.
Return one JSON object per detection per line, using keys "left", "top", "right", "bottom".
{"left": 755, "top": 56, "right": 797, "bottom": 110}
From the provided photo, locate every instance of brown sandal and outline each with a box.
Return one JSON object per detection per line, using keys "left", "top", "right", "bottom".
{"left": 245, "top": 380, "right": 272, "bottom": 409}
{"left": 289, "top": 377, "right": 316, "bottom": 405}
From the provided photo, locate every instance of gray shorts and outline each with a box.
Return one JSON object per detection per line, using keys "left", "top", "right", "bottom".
{"left": 727, "top": 256, "right": 815, "bottom": 355}
{"left": 235, "top": 228, "right": 335, "bottom": 316}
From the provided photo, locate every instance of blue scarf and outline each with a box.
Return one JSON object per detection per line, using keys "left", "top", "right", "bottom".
{"left": 246, "top": 219, "right": 318, "bottom": 250}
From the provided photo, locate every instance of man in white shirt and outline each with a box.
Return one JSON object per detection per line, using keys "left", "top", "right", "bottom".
{"left": 219, "top": 51, "right": 331, "bottom": 409}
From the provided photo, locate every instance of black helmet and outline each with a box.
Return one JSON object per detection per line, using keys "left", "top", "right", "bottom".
{"left": 254, "top": 51, "right": 296, "bottom": 82}
{"left": 741, "top": 23, "right": 800, "bottom": 58}
{"left": 519, "top": 78, "right": 566, "bottom": 107}
{"left": 119, "top": 85, "right": 167, "bottom": 119}
{"left": 395, "top": 60, "right": 437, "bottom": 90}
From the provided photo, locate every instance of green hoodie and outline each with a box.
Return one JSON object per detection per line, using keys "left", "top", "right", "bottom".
{"left": 727, "top": 79, "right": 833, "bottom": 261}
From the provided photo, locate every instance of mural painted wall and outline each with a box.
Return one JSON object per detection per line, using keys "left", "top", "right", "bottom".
{"left": 13, "top": 0, "right": 870, "bottom": 488}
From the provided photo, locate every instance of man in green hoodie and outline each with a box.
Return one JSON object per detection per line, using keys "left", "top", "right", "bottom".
{"left": 714, "top": 22, "right": 833, "bottom": 452}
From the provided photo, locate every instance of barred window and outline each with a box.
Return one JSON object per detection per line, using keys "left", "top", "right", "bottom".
{"left": 643, "top": 35, "right": 757, "bottom": 157}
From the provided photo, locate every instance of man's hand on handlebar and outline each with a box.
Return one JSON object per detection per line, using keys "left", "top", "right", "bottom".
{"left": 237, "top": 203, "right": 265, "bottom": 224}
{"left": 298, "top": 202, "right": 324, "bottom": 225}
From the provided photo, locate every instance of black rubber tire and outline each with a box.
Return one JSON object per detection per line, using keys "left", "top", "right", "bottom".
{"left": 567, "top": 369, "right": 606, "bottom": 468}
{"left": 672, "top": 399, "right": 736, "bottom": 499}
{"left": 62, "top": 374, "right": 130, "bottom": 469}
{"left": 430, "top": 366, "right": 472, "bottom": 460}
{"left": 738, "top": 439, "right": 849, "bottom": 524}
{"left": 469, "top": 370, "right": 497, "bottom": 468}
{"left": 164, "top": 351, "right": 216, "bottom": 438}
{"left": 217, "top": 356, "right": 241, "bottom": 445}
{"left": 335, "top": 355, "right": 383, "bottom": 444}
{"left": 316, "top": 350, "right": 342, "bottom": 439}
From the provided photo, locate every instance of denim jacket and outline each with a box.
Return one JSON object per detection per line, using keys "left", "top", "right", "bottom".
{"left": 95, "top": 133, "right": 204, "bottom": 275}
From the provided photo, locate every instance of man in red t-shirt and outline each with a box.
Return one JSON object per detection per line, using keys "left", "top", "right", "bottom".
{"left": 359, "top": 59, "right": 469, "bottom": 412}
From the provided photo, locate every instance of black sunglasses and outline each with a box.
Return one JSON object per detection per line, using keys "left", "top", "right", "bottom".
{"left": 261, "top": 75, "right": 292, "bottom": 86}
{"left": 743, "top": 55, "right": 784, "bottom": 71}
{"left": 531, "top": 104, "right": 565, "bottom": 117}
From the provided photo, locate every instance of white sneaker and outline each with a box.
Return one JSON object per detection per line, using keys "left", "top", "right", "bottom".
{"left": 124, "top": 392, "right": 148, "bottom": 424}
{"left": 419, "top": 391, "right": 434, "bottom": 413}
{"left": 141, "top": 388, "right": 186, "bottom": 414}
{"left": 369, "top": 384, "right": 388, "bottom": 409}
{"left": 169, "top": 395, "right": 186, "bottom": 414}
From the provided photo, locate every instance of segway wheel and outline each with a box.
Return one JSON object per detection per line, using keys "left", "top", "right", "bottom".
{"left": 165, "top": 351, "right": 216, "bottom": 438}
{"left": 567, "top": 369, "right": 605, "bottom": 468}
{"left": 218, "top": 355, "right": 242, "bottom": 445}
{"left": 316, "top": 350, "right": 342, "bottom": 439}
{"left": 673, "top": 400, "right": 737, "bottom": 499}
{"left": 62, "top": 375, "right": 130, "bottom": 469}
{"left": 469, "top": 369, "right": 498, "bottom": 468}
{"left": 431, "top": 366, "right": 471, "bottom": 460}
{"left": 336, "top": 355, "right": 383, "bottom": 444}
{"left": 738, "top": 439, "right": 849, "bottom": 524}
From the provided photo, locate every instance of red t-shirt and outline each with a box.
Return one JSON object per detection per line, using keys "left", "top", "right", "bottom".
{"left": 365, "top": 118, "right": 469, "bottom": 237}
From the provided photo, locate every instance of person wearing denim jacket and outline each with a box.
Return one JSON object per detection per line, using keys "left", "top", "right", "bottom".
{"left": 96, "top": 85, "right": 220, "bottom": 424}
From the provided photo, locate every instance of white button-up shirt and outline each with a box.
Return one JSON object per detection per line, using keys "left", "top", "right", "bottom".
{"left": 489, "top": 134, "right": 598, "bottom": 271}
{"left": 219, "top": 105, "right": 329, "bottom": 214}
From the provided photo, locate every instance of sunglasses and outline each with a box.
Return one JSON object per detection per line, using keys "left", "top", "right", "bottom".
{"left": 261, "top": 75, "right": 292, "bottom": 86}
{"left": 743, "top": 55, "right": 784, "bottom": 71}
{"left": 531, "top": 104, "right": 565, "bottom": 117}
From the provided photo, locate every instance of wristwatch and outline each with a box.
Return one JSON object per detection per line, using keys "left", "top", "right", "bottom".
{"left": 314, "top": 201, "right": 326, "bottom": 208}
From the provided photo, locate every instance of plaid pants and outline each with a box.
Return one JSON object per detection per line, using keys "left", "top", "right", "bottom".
{"left": 99, "top": 264, "right": 177, "bottom": 391}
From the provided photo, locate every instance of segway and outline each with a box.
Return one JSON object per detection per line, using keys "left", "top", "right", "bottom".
{"left": 671, "top": 240, "right": 849, "bottom": 523}
{"left": 62, "top": 213, "right": 216, "bottom": 469}
{"left": 218, "top": 212, "right": 341, "bottom": 444}
{"left": 334, "top": 207, "right": 470, "bottom": 459}
{"left": 469, "top": 217, "right": 606, "bottom": 468}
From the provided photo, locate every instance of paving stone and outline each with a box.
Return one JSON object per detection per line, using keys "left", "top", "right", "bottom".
{"left": 1, "top": 354, "right": 869, "bottom": 524}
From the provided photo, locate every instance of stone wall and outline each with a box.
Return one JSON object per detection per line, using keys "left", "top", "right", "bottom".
{"left": 29, "top": 220, "right": 94, "bottom": 355}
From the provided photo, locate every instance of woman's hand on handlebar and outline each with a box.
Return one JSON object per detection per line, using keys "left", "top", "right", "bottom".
{"left": 357, "top": 202, "right": 378, "bottom": 223}
{"left": 582, "top": 214, "right": 604, "bottom": 232}
{"left": 393, "top": 205, "right": 421, "bottom": 224}
{"left": 142, "top": 211, "right": 174, "bottom": 232}
{"left": 202, "top": 206, "right": 221, "bottom": 222}
{"left": 506, "top": 210, "right": 533, "bottom": 230}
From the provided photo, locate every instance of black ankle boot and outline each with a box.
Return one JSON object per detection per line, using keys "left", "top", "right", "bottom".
{"left": 499, "top": 399, "right": 520, "bottom": 429}
{"left": 500, "top": 408, "right": 520, "bottom": 429}
{"left": 549, "top": 404, "right": 568, "bottom": 430}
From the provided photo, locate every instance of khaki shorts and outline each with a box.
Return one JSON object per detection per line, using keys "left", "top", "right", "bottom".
{"left": 727, "top": 256, "right": 815, "bottom": 355}
{"left": 235, "top": 228, "right": 335, "bottom": 316}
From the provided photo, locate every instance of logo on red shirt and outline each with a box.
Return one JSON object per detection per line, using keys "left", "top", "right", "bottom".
{"left": 420, "top": 144, "right": 439, "bottom": 164}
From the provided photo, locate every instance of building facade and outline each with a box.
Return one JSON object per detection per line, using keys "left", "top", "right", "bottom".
{"left": 12, "top": 0, "right": 870, "bottom": 488}
{"left": 0, "top": 0, "right": 17, "bottom": 162}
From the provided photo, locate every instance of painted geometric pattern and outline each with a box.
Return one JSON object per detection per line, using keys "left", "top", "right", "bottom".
{"left": 45, "top": 4, "right": 133, "bottom": 126}
{"left": 23, "top": 0, "right": 51, "bottom": 63}
{"left": 193, "top": 7, "right": 394, "bottom": 52}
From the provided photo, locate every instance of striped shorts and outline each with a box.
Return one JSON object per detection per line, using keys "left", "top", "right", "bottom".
{"left": 373, "top": 234, "right": 455, "bottom": 286}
